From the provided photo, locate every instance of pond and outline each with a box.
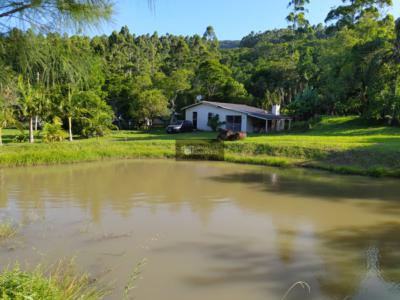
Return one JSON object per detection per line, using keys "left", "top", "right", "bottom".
{"left": 1, "top": 160, "right": 400, "bottom": 300}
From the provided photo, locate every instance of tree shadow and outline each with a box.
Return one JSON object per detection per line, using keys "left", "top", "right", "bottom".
{"left": 151, "top": 223, "right": 400, "bottom": 300}
{"left": 207, "top": 168, "right": 400, "bottom": 203}
{"left": 151, "top": 234, "right": 323, "bottom": 300}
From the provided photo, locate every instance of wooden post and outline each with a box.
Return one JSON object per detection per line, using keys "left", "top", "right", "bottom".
{"left": 265, "top": 120, "right": 269, "bottom": 134}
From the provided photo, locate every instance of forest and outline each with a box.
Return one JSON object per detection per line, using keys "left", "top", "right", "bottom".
{"left": 0, "top": 0, "right": 400, "bottom": 144}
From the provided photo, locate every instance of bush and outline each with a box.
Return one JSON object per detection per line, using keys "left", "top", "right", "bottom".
{"left": 207, "top": 115, "right": 225, "bottom": 132}
{"left": 42, "top": 118, "right": 68, "bottom": 143}
{"left": 72, "top": 92, "right": 115, "bottom": 138}
{"left": 289, "top": 87, "right": 323, "bottom": 121}
{"left": 12, "top": 132, "right": 28, "bottom": 143}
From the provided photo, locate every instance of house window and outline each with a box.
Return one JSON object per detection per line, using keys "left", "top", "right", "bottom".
{"left": 208, "top": 113, "right": 219, "bottom": 120}
{"left": 226, "top": 115, "right": 242, "bottom": 131}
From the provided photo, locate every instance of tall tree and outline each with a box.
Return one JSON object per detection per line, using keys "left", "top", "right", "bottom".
{"left": 286, "top": 0, "right": 310, "bottom": 31}
{"left": 325, "top": 0, "right": 393, "bottom": 29}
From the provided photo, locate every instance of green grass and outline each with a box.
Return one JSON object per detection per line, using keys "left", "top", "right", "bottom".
{"left": 0, "top": 262, "right": 106, "bottom": 300}
{"left": 1, "top": 116, "right": 400, "bottom": 177}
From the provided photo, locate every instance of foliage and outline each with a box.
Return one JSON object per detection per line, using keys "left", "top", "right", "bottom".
{"left": 0, "top": 1, "right": 399, "bottom": 144}
{"left": 72, "top": 91, "right": 115, "bottom": 138}
{"left": 12, "top": 132, "right": 28, "bottom": 143}
{"left": 0, "top": 84, "right": 16, "bottom": 145}
{"left": 287, "top": 0, "right": 311, "bottom": 31}
{"left": 130, "top": 89, "right": 169, "bottom": 129}
{"left": 195, "top": 59, "right": 246, "bottom": 100}
{"left": 42, "top": 117, "right": 67, "bottom": 143}
{"left": 0, "top": 0, "right": 113, "bottom": 32}
{"left": 288, "top": 87, "right": 322, "bottom": 120}
{"left": 0, "top": 262, "right": 106, "bottom": 300}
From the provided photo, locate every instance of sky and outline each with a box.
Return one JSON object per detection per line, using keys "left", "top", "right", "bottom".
{"left": 97, "top": 0, "right": 400, "bottom": 40}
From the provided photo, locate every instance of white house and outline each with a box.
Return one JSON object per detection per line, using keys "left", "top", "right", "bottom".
{"left": 182, "top": 101, "right": 292, "bottom": 133}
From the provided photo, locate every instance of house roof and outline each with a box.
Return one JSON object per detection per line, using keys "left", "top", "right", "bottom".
{"left": 182, "top": 101, "right": 291, "bottom": 120}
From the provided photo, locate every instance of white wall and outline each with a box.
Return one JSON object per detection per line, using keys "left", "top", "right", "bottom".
{"left": 185, "top": 103, "right": 247, "bottom": 132}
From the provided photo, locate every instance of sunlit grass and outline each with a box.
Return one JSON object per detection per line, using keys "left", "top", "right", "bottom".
{"left": 1, "top": 116, "right": 400, "bottom": 177}
{"left": 0, "top": 261, "right": 107, "bottom": 300}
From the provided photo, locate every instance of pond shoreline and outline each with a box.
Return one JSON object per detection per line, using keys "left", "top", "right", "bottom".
{"left": 2, "top": 116, "right": 400, "bottom": 178}
{"left": 0, "top": 141, "right": 399, "bottom": 178}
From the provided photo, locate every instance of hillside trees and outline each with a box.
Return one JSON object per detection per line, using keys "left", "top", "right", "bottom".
{"left": 1, "top": 0, "right": 400, "bottom": 138}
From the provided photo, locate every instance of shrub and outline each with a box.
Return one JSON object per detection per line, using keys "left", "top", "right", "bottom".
{"left": 207, "top": 115, "right": 225, "bottom": 132}
{"left": 72, "top": 92, "right": 115, "bottom": 138}
{"left": 42, "top": 118, "right": 68, "bottom": 143}
{"left": 12, "top": 132, "right": 27, "bottom": 143}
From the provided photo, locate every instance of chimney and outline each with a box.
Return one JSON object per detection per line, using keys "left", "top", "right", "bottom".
{"left": 272, "top": 104, "right": 281, "bottom": 116}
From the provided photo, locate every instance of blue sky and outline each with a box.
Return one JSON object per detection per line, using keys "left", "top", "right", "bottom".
{"left": 97, "top": 0, "right": 400, "bottom": 40}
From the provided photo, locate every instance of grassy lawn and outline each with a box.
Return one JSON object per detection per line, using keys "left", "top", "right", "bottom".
{"left": 1, "top": 116, "right": 400, "bottom": 177}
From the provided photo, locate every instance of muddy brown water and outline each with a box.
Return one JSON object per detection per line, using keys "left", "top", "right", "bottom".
{"left": 1, "top": 160, "right": 400, "bottom": 300}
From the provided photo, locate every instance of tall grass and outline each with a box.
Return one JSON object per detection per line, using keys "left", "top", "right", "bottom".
{"left": 0, "top": 261, "right": 107, "bottom": 300}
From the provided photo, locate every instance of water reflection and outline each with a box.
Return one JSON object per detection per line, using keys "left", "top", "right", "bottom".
{"left": 349, "top": 247, "right": 400, "bottom": 300}
{"left": 0, "top": 160, "right": 400, "bottom": 300}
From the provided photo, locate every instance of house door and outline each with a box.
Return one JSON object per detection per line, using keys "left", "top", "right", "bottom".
{"left": 192, "top": 112, "right": 198, "bottom": 129}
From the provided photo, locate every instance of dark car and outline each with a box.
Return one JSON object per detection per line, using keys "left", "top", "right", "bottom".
{"left": 166, "top": 120, "right": 194, "bottom": 134}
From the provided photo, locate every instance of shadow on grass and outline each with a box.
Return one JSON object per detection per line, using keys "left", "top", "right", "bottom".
{"left": 298, "top": 118, "right": 400, "bottom": 137}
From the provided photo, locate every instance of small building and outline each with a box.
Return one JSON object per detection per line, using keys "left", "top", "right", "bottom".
{"left": 182, "top": 101, "right": 292, "bottom": 133}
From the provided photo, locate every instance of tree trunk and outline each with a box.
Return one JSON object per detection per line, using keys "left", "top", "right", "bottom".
{"left": 35, "top": 115, "right": 38, "bottom": 131}
{"left": 68, "top": 116, "right": 73, "bottom": 141}
{"left": 29, "top": 117, "right": 34, "bottom": 143}
{"left": 0, "top": 128, "right": 2, "bottom": 146}
{"left": 170, "top": 95, "right": 178, "bottom": 124}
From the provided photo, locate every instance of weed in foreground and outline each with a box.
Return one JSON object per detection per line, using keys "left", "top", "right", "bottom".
{"left": 0, "top": 260, "right": 108, "bottom": 300}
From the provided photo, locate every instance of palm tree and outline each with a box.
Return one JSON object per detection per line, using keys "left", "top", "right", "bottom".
{"left": 62, "top": 86, "right": 84, "bottom": 141}
{"left": 17, "top": 76, "right": 40, "bottom": 143}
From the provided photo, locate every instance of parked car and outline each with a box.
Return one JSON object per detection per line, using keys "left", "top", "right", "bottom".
{"left": 166, "top": 120, "right": 194, "bottom": 134}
